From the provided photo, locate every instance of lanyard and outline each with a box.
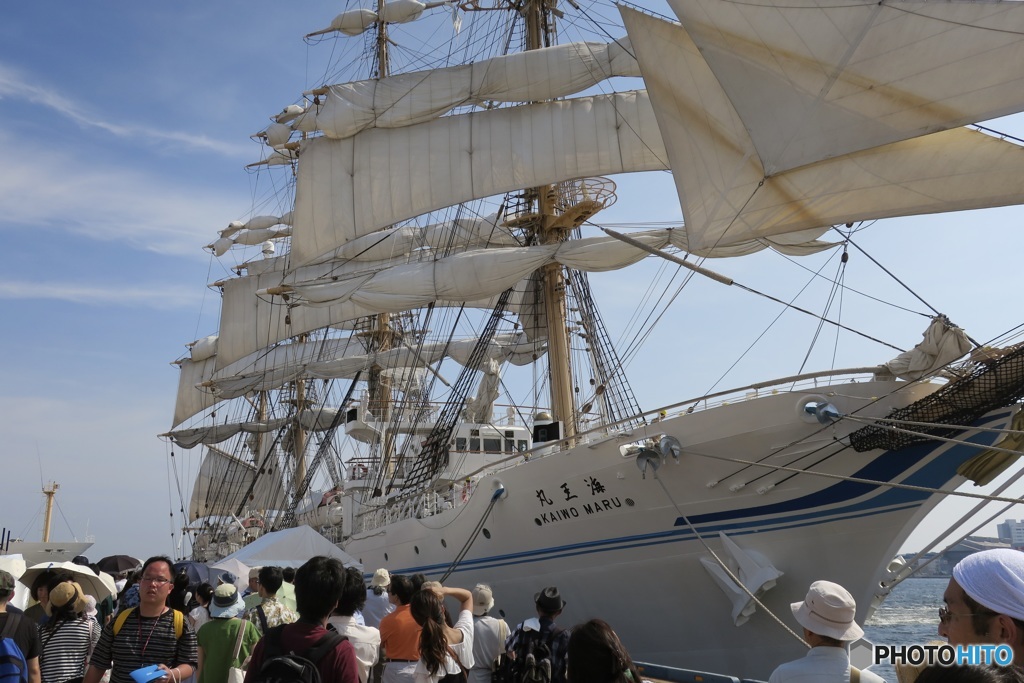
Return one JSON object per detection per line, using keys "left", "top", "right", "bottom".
{"left": 137, "top": 610, "right": 165, "bottom": 659}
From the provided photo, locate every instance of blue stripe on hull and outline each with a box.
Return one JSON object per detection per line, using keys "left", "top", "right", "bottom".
{"left": 380, "top": 410, "right": 1011, "bottom": 577}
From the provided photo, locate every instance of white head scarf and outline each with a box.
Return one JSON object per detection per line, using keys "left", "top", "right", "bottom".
{"left": 953, "top": 548, "right": 1024, "bottom": 621}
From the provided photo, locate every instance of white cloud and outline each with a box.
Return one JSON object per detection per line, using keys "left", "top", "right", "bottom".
{"left": 0, "top": 279, "right": 208, "bottom": 309}
{"left": 0, "top": 63, "right": 251, "bottom": 158}
{"left": 0, "top": 130, "right": 287, "bottom": 260}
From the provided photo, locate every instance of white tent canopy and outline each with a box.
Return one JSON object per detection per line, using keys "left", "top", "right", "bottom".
{"left": 218, "top": 526, "right": 361, "bottom": 570}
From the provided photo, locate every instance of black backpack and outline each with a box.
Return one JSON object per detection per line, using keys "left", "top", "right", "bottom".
{"left": 504, "top": 624, "right": 562, "bottom": 683}
{"left": 251, "top": 625, "right": 346, "bottom": 683}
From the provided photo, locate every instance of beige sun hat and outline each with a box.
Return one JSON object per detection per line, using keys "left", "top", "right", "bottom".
{"left": 371, "top": 568, "right": 390, "bottom": 588}
{"left": 791, "top": 580, "right": 864, "bottom": 641}
{"left": 472, "top": 584, "right": 494, "bottom": 616}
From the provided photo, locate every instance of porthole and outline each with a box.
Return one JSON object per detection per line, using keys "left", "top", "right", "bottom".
{"left": 482, "top": 528, "right": 491, "bottom": 539}
{"left": 441, "top": 539, "right": 447, "bottom": 548}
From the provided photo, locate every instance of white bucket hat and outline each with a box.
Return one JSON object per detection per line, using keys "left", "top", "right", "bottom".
{"left": 791, "top": 580, "right": 864, "bottom": 641}
{"left": 371, "top": 568, "right": 390, "bottom": 588}
{"left": 472, "top": 584, "right": 494, "bottom": 616}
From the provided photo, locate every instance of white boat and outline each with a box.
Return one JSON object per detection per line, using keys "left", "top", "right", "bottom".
{"left": 163, "top": 0, "right": 1024, "bottom": 677}
{"left": 3, "top": 483, "right": 94, "bottom": 565}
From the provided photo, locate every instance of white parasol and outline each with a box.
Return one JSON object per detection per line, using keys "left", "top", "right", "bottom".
{"left": 19, "top": 561, "right": 116, "bottom": 602}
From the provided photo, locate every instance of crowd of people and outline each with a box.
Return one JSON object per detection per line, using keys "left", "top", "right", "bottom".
{"left": 3, "top": 548, "right": 1024, "bottom": 683}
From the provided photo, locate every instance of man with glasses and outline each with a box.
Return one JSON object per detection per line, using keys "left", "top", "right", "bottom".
{"left": 940, "top": 548, "right": 1024, "bottom": 665}
{"left": 84, "top": 556, "right": 199, "bottom": 683}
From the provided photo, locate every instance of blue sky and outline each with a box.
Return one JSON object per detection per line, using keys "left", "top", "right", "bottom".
{"left": 2, "top": 2, "right": 1023, "bottom": 564}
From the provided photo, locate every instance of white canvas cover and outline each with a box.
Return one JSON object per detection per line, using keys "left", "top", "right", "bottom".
{"left": 218, "top": 525, "right": 360, "bottom": 569}
{"left": 665, "top": 0, "right": 1024, "bottom": 175}
{"left": 620, "top": 7, "right": 1024, "bottom": 252}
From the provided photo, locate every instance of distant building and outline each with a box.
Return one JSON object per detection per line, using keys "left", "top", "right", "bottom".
{"left": 939, "top": 537, "right": 1010, "bottom": 573}
{"left": 997, "top": 519, "right": 1024, "bottom": 548}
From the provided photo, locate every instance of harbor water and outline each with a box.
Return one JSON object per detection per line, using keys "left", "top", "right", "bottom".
{"left": 863, "top": 577, "right": 948, "bottom": 683}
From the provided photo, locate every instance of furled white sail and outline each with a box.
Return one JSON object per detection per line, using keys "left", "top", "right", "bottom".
{"left": 292, "top": 40, "right": 642, "bottom": 139}
{"left": 281, "top": 228, "right": 822, "bottom": 306}
{"left": 216, "top": 257, "right": 537, "bottom": 370}
{"left": 665, "top": 0, "right": 1024, "bottom": 175}
{"left": 169, "top": 418, "right": 292, "bottom": 450}
{"left": 306, "top": 214, "right": 520, "bottom": 265}
{"left": 188, "top": 447, "right": 287, "bottom": 522}
{"left": 167, "top": 407, "right": 349, "bottom": 449}
{"left": 305, "top": 334, "right": 544, "bottom": 382}
{"left": 307, "top": 0, "right": 425, "bottom": 37}
{"left": 289, "top": 90, "right": 668, "bottom": 266}
{"left": 885, "top": 317, "right": 972, "bottom": 381}
{"left": 620, "top": 7, "right": 1024, "bottom": 252}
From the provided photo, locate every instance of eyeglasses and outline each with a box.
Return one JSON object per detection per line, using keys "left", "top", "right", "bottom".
{"left": 140, "top": 577, "right": 171, "bottom": 585}
{"left": 938, "top": 606, "right": 996, "bottom": 623}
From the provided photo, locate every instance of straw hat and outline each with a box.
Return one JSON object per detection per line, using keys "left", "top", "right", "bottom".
{"left": 791, "top": 580, "right": 863, "bottom": 641}
{"left": 47, "top": 581, "right": 88, "bottom": 615}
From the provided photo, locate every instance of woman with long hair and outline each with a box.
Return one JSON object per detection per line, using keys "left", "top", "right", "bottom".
{"left": 37, "top": 580, "right": 101, "bottom": 683}
{"left": 566, "top": 619, "right": 644, "bottom": 683}
{"left": 409, "top": 582, "right": 474, "bottom": 683}
{"left": 188, "top": 583, "right": 214, "bottom": 632}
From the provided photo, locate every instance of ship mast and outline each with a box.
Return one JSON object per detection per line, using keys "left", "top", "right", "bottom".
{"left": 366, "top": 3, "right": 398, "bottom": 468}
{"left": 41, "top": 481, "right": 59, "bottom": 542}
{"left": 525, "top": 0, "right": 577, "bottom": 443}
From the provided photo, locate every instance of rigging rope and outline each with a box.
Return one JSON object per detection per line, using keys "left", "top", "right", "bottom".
{"left": 650, "top": 473, "right": 809, "bottom": 648}
{"left": 439, "top": 486, "right": 506, "bottom": 582}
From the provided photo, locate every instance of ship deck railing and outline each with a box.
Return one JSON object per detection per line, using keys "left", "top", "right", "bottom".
{"left": 349, "top": 367, "right": 917, "bottom": 534}
{"left": 635, "top": 662, "right": 765, "bottom": 683}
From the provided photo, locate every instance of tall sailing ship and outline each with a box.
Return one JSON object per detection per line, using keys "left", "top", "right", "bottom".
{"left": 164, "top": 0, "right": 1024, "bottom": 676}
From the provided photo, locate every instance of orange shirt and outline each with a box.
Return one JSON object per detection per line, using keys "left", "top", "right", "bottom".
{"left": 379, "top": 604, "right": 421, "bottom": 661}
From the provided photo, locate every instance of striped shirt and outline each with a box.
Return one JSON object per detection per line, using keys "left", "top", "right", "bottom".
{"left": 90, "top": 609, "right": 198, "bottom": 683}
{"left": 39, "top": 617, "right": 101, "bottom": 683}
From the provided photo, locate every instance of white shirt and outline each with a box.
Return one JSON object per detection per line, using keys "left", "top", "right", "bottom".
{"left": 769, "top": 646, "right": 886, "bottom": 683}
{"left": 327, "top": 615, "right": 381, "bottom": 683}
{"left": 469, "top": 615, "right": 508, "bottom": 683}
{"left": 413, "top": 609, "right": 475, "bottom": 683}
{"left": 189, "top": 605, "right": 211, "bottom": 631}
{"left": 363, "top": 588, "right": 395, "bottom": 628}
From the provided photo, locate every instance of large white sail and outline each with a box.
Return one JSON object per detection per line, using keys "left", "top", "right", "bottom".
{"left": 291, "top": 39, "right": 642, "bottom": 139}
{"left": 289, "top": 90, "right": 667, "bottom": 266}
{"left": 620, "top": 7, "right": 1024, "bottom": 252}
{"left": 173, "top": 356, "right": 218, "bottom": 428}
{"left": 665, "top": 0, "right": 1024, "bottom": 175}
{"left": 188, "top": 447, "right": 287, "bottom": 521}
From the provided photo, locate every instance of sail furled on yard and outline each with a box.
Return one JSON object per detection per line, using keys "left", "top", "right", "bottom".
{"left": 279, "top": 228, "right": 835, "bottom": 306}
{"left": 291, "top": 39, "right": 642, "bottom": 139}
{"left": 289, "top": 90, "right": 667, "bottom": 266}
{"left": 188, "top": 447, "right": 287, "bottom": 521}
{"left": 620, "top": 7, "right": 1024, "bottom": 253}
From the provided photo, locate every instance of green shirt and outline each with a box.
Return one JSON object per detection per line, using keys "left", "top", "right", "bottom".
{"left": 196, "top": 618, "right": 261, "bottom": 683}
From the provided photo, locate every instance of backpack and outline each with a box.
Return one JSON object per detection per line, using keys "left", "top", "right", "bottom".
{"left": 504, "top": 624, "right": 562, "bottom": 683}
{"left": 250, "top": 625, "right": 346, "bottom": 683}
{"left": 113, "top": 608, "right": 185, "bottom": 640}
{"left": 0, "top": 614, "right": 29, "bottom": 683}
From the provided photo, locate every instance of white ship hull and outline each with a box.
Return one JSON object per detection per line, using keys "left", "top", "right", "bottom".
{"left": 340, "top": 379, "right": 1014, "bottom": 679}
